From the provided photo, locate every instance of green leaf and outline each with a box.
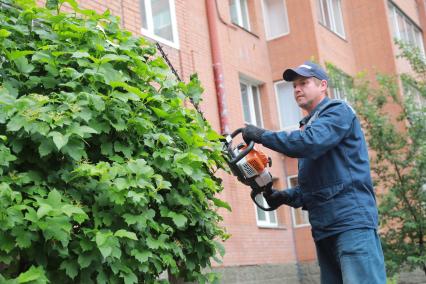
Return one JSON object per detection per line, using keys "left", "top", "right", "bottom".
{"left": 168, "top": 212, "right": 188, "bottom": 228}
{"left": 46, "top": 189, "right": 62, "bottom": 207}
{"left": 12, "top": 227, "right": 37, "bottom": 248}
{"left": 49, "top": 131, "right": 69, "bottom": 150}
{"left": 77, "top": 252, "right": 95, "bottom": 269}
{"left": 62, "top": 139, "right": 86, "bottom": 160}
{"left": 212, "top": 197, "right": 232, "bottom": 212}
{"left": 13, "top": 57, "right": 35, "bottom": 74}
{"left": 72, "top": 51, "right": 90, "bottom": 58}
{"left": 17, "top": 266, "right": 47, "bottom": 283}
{"left": 110, "top": 81, "right": 148, "bottom": 100}
{"left": 0, "top": 29, "right": 11, "bottom": 38}
{"left": 114, "top": 229, "right": 138, "bottom": 240}
{"left": 71, "top": 125, "right": 98, "bottom": 137}
{"left": 131, "top": 249, "right": 152, "bottom": 263}
{"left": 38, "top": 139, "right": 55, "bottom": 157}
{"left": 151, "top": 107, "right": 168, "bottom": 118}
{"left": 59, "top": 260, "right": 78, "bottom": 280}
{"left": 37, "top": 204, "right": 53, "bottom": 218}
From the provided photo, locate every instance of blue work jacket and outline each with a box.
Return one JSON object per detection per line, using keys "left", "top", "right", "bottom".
{"left": 261, "top": 97, "right": 379, "bottom": 241}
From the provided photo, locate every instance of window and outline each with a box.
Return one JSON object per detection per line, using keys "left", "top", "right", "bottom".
{"left": 274, "top": 81, "right": 303, "bottom": 130}
{"left": 327, "top": 66, "right": 353, "bottom": 102}
{"left": 403, "top": 81, "right": 426, "bottom": 108}
{"left": 317, "top": 0, "right": 345, "bottom": 38}
{"left": 288, "top": 176, "right": 310, "bottom": 227}
{"left": 139, "top": 0, "right": 179, "bottom": 48}
{"left": 230, "top": 0, "right": 250, "bottom": 30}
{"left": 388, "top": 2, "right": 425, "bottom": 56}
{"left": 262, "top": 0, "right": 289, "bottom": 39}
{"left": 240, "top": 81, "right": 263, "bottom": 127}
{"left": 255, "top": 193, "right": 278, "bottom": 227}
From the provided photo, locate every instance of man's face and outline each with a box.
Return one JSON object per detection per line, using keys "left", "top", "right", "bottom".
{"left": 292, "top": 76, "right": 327, "bottom": 112}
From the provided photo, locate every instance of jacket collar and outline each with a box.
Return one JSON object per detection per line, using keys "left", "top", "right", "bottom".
{"left": 299, "top": 97, "right": 329, "bottom": 128}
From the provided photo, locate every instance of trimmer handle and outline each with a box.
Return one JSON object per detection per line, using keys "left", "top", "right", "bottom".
{"left": 228, "top": 128, "right": 255, "bottom": 165}
{"left": 250, "top": 185, "right": 278, "bottom": 211}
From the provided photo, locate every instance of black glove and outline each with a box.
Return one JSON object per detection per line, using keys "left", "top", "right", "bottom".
{"left": 263, "top": 189, "right": 291, "bottom": 209}
{"left": 242, "top": 124, "right": 266, "bottom": 144}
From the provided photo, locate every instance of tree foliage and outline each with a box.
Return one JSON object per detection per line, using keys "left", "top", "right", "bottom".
{"left": 329, "top": 42, "right": 426, "bottom": 277}
{"left": 0, "top": 0, "right": 229, "bottom": 283}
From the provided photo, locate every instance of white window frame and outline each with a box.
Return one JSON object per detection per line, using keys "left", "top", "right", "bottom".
{"left": 388, "top": 2, "right": 425, "bottom": 56}
{"left": 254, "top": 195, "right": 278, "bottom": 228}
{"left": 230, "top": 0, "right": 251, "bottom": 31}
{"left": 288, "top": 175, "right": 310, "bottom": 228}
{"left": 274, "top": 80, "right": 303, "bottom": 131}
{"left": 240, "top": 79, "right": 264, "bottom": 127}
{"left": 318, "top": 0, "right": 346, "bottom": 38}
{"left": 140, "top": 0, "right": 180, "bottom": 49}
{"left": 261, "top": 0, "right": 290, "bottom": 40}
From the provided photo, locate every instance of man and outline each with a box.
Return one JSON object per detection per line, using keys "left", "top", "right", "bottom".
{"left": 241, "top": 61, "right": 386, "bottom": 284}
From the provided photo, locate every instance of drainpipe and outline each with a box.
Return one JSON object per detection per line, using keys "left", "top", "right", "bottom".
{"left": 205, "top": 0, "right": 230, "bottom": 135}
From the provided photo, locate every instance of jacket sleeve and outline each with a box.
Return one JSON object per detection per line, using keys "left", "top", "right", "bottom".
{"left": 261, "top": 102, "right": 355, "bottom": 159}
{"left": 284, "top": 186, "right": 304, "bottom": 208}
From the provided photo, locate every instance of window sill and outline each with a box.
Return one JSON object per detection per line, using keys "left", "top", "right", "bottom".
{"left": 266, "top": 32, "right": 290, "bottom": 41}
{"left": 257, "top": 224, "right": 288, "bottom": 230}
{"left": 141, "top": 29, "right": 180, "bottom": 50}
{"left": 231, "top": 22, "right": 260, "bottom": 39}
{"left": 293, "top": 224, "right": 311, "bottom": 228}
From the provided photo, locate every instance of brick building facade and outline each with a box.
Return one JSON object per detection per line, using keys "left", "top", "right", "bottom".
{"left": 54, "top": 0, "right": 426, "bottom": 283}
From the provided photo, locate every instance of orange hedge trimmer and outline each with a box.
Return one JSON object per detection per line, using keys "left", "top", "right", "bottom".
{"left": 224, "top": 128, "right": 277, "bottom": 211}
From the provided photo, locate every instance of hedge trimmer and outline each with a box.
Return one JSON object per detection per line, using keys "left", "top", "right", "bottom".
{"left": 223, "top": 128, "right": 277, "bottom": 211}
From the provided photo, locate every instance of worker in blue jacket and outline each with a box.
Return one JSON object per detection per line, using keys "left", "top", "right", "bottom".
{"left": 241, "top": 61, "right": 386, "bottom": 284}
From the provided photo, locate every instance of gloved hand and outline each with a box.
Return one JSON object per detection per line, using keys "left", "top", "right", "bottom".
{"left": 242, "top": 124, "right": 266, "bottom": 144}
{"left": 263, "top": 189, "right": 291, "bottom": 209}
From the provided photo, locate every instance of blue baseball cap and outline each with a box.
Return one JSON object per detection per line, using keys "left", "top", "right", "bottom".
{"left": 283, "top": 61, "right": 329, "bottom": 82}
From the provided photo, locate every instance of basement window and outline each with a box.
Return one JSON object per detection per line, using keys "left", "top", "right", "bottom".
{"left": 230, "top": 0, "right": 251, "bottom": 31}
{"left": 139, "top": 0, "right": 179, "bottom": 48}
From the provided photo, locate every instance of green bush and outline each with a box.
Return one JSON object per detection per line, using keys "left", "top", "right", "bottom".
{"left": 0, "top": 0, "right": 229, "bottom": 283}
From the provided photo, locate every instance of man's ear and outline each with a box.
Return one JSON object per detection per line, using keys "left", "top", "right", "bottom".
{"left": 321, "top": 80, "right": 328, "bottom": 92}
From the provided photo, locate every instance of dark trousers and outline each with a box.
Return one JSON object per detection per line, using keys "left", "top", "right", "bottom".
{"left": 315, "top": 228, "right": 387, "bottom": 284}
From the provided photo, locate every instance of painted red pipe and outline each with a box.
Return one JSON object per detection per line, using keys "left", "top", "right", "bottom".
{"left": 205, "top": 0, "right": 230, "bottom": 135}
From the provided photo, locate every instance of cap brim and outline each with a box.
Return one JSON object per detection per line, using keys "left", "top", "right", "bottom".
{"left": 282, "top": 68, "right": 313, "bottom": 81}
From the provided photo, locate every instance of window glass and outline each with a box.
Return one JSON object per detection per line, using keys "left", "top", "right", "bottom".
{"left": 229, "top": 0, "right": 250, "bottom": 30}
{"left": 388, "top": 3, "right": 425, "bottom": 55}
{"left": 230, "top": 0, "right": 239, "bottom": 24}
{"left": 240, "top": 81, "right": 263, "bottom": 127}
{"left": 275, "top": 81, "right": 302, "bottom": 129}
{"left": 239, "top": 0, "right": 250, "bottom": 30}
{"left": 331, "top": 0, "right": 344, "bottom": 36}
{"left": 140, "top": 0, "right": 148, "bottom": 28}
{"left": 139, "top": 0, "right": 178, "bottom": 47}
{"left": 152, "top": 0, "right": 173, "bottom": 41}
{"left": 262, "top": 0, "right": 289, "bottom": 39}
{"left": 240, "top": 83, "right": 252, "bottom": 123}
{"left": 255, "top": 193, "right": 278, "bottom": 226}
{"left": 252, "top": 86, "right": 263, "bottom": 127}
{"left": 318, "top": 0, "right": 345, "bottom": 38}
